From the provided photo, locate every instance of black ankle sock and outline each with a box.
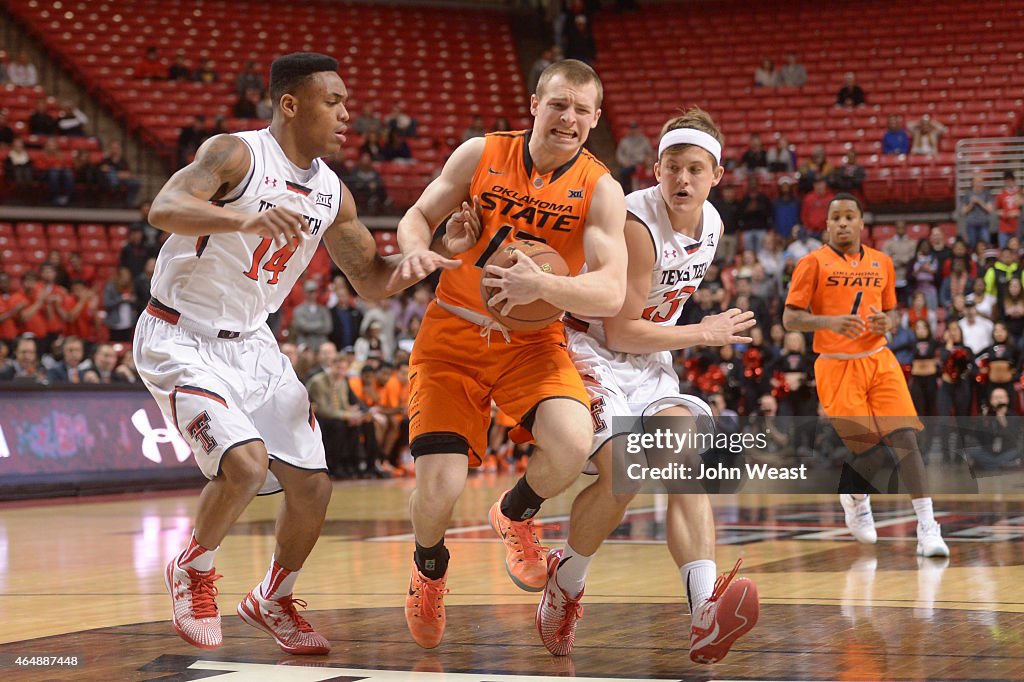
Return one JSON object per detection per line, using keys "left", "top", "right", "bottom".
{"left": 500, "top": 475, "right": 545, "bottom": 521}
{"left": 414, "top": 540, "right": 449, "bottom": 580}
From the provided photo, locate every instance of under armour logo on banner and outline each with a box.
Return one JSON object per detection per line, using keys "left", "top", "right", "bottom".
{"left": 131, "top": 409, "right": 192, "bottom": 464}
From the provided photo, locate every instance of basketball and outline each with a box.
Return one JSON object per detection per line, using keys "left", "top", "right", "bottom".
{"left": 480, "top": 240, "right": 569, "bottom": 331}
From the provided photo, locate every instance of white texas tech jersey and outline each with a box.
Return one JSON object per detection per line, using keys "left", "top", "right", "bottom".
{"left": 629, "top": 185, "right": 721, "bottom": 326}
{"left": 150, "top": 128, "right": 342, "bottom": 332}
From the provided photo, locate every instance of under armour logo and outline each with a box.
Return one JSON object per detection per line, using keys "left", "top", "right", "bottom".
{"left": 186, "top": 411, "right": 218, "bottom": 454}
{"left": 665, "top": 249, "right": 678, "bottom": 259}
{"left": 264, "top": 175, "right": 278, "bottom": 188}
{"left": 131, "top": 409, "right": 192, "bottom": 464}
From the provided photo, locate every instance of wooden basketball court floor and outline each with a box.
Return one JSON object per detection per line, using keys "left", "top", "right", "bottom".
{"left": 2, "top": 475, "right": 1023, "bottom": 681}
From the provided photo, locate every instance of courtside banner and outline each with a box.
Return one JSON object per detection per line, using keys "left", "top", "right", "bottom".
{"left": 610, "top": 415, "right": 1022, "bottom": 495}
{"left": 0, "top": 386, "right": 201, "bottom": 496}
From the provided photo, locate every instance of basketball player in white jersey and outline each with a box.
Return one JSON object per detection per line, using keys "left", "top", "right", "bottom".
{"left": 135, "top": 53, "right": 464, "bottom": 655}
{"left": 538, "top": 109, "right": 760, "bottom": 662}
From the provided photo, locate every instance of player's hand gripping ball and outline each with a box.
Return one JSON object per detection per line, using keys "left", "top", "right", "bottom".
{"left": 480, "top": 240, "right": 569, "bottom": 331}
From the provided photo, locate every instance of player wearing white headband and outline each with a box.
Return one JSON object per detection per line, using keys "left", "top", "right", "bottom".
{"left": 537, "top": 108, "right": 761, "bottom": 662}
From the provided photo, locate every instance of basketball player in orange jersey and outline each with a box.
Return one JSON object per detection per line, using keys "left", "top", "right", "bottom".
{"left": 537, "top": 109, "right": 760, "bottom": 663}
{"left": 136, "top": 53, "right": 464, "bottom": 655}
{"left": 783, "top": 194, "right": 949, "bottom": 557}
{"left": 392, "top": 59, "right": 628, "bottom": 648}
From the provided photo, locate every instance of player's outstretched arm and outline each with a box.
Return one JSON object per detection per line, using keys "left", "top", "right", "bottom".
{"left": 604, "top": 219, "right": 755, "bottom": 354}
{"left": 782, "top": 306, "right": 865, "bottom": 339}
{"left": 393, "top": 137, "right": 486, "bottom": 282}
{"left": 149, "top": 134, "right": 307, "bottom": 248}
{"left": 485, "top": 174, "right": 627, "bottom": 318}
{"left": 324, "top": 189, "right": 460, "bottom": 301}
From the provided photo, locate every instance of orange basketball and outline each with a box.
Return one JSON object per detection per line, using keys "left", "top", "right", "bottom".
{"left": 480, "top": 240, "right": 569, "bottom": 331}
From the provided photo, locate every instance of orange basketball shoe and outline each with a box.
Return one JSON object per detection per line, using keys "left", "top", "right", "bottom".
{"left": 689, "top": 559, "right": 759, "bottom": 664}
{"left": 405, "top": 562, "right": 449, "bottom": 649}
{"left": 237, "top": 588, "right": 331, "bottom": 655}
{"left": 489, "top": 491, "right": 548, "bottom": 592}
{"left": 165, "top": 557, "right": 223, "bottom": 649}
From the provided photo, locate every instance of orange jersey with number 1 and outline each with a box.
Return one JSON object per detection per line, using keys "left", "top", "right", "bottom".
{"left": 433, "top": 130, "right": 609, "bottom": 316}
{"left": 785, "top": 244, "right": 897, "bottom": 355}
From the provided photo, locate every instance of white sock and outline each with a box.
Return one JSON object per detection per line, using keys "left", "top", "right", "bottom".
{"left": 177, "top": 533, "right": 218, "bottom": 572}
{"left": 912, "top": 497, "right": 936, "bottom": 527}
{"left": 681, "top": 559, "right": 716, "bottom": 615}
{"left": 259, "top": 556, "right": 300, "bottom": 600}
{"left": 554, "top": 543, "right": 592, "bottom": 598}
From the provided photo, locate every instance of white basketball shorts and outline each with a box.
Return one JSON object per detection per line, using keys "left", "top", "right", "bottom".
{"left": 567, "top": 328, "right": 713, "bottom": 471}
{"left": 133, "top": 310, "right": 326, "bottom": 495}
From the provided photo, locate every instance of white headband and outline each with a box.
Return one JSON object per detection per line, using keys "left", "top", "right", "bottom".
{"left": 658, "top": 128, "right": 722, "bottom": 165}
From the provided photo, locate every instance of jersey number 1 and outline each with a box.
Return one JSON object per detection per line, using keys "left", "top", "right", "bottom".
{"left": 850, "top": 291, "right": 863, "bottom": 315}
{"left": 243, "top": 238, "right": 296, "bottom": 285}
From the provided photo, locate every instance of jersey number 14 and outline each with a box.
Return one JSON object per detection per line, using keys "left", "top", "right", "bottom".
{"left": 243, "top": 238, "right": 296, "bottom": 285}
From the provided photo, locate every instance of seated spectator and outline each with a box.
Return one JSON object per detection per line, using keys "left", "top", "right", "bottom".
{"left": 7, "top": 51, "right": 38, "bottom": 87}
{"left": 908, "top": 115, "right": 947, "bottom": 155}
{"left": 102, "top": 267, "right": 138, "bottom": 342}
{"left": 177, "top": 115, "right": 207, "bottom": 167}
{"left": 564, "top": 13, "right": 597, "bottom": 65}
{"left": 353, "top": 104, "right": 383, "bottom": 136}
{"left": 835, "top": 71, "right": 865, "bottom": 107}
{"left": 829, "top": 151, "right": 866, "bottom": 193}
{"left": 135, "top": 47, "right": 164, "bottom": 80}
{"left": 344, "top": 152, "right": 389, "bottom": 213}
{"left": 737, "top": 175, "right": 773, "bottom": 254}
{"left": 0, "top": 335, "right": 45, "bottom": 383}
{"left": 3, "top": 137, "right": 35, "bottom": 190}
{"left": 65, "top": 253, "right": 98, "bottom": 289}
{"left": 884, "top": 220, "right": 917, "bottom": 303}
{"left": 757, "top": 231, "right": 786, "bottom": 280}
{"left": 527, "top": 46, "right": 559, "bottom": 94}
{"left": 462, "top": 115, "right": 486, "bottom": 142}
{"left": 46, "top": 335, "right": 87, "bottom": 384}
{"left": 0, "top": 274, "right": 19, "bottom": 343}
{"left": 56, "top": 99, "right": 89, "bottom": 136}
{"left": 62, "top": 280, "right": 100, "bottom": 342}
{"left": 28, "top": 98, "right": 57, "bottom": 136}
{"left": 291, "top": 281, "right": 332, "bottom": 350}
{"left": 37, "top": 137, "right": 75, "bottom": 206}
{"left": 380, "top": 130, "right": 412, "bottom": 161}
{"left": 167, "top": 52, "right": 190, "bottom": 81}
{"left": 962, "top": 171, "right": 995, "bottom": 248}
{"left": 739, "top": 134, "right": 769, "bottom": 175}
{"left": 82, "top": 343, "right": 129, "bottom": 383}
{"left": 71, "top": 148, "right": 102, "bottom": 192}
{"left": 772, "top": 177, "right": 800, "bottom": 237}
{"left": 766, "top": 136, "right": 795, "bottom": 172}
{"left": 306, "top": 352, "right": 369, "bottom": 478}
{"left": 192, "top": 58, "right": 218, "bottom": 83}
{"left": 492, "top": 116, "right": 511, "bottom": 132}
{"left": 797, "top": 146, "right": 832, "bottom": 192}
{"left": 328, "top": 276, "right": 364, "bottom": 351}
{"left": 233, "top": 88, "right": 261, "bottom": 119}
{"left": 0, "top": 109, "right": 14, "bottom": 145}
{"left": 615, "top": 121, "right": 653, "bottom": 192}
{"left": 386, "top": 103, "right": 417, "bottom": 138}
{"left": 99, "top": 141, "right": 142, "bottom": 206}
{"left": 120, "top": 225, "right": 154, "bottom": 277}
{"left": 882, "top": 114, "right": 910, "bottom": 155}
{"left": 234, "top": 60, "right": 264, "bottom": 97}
{"left": 777, "top": 53, "right": 807, "bottom": 87}
{"left": 966, "top": 387, "right": 1022, "bottom": 470}
{"left": 800, "top": 177, "right": 833, "bottom": 237}
{"left": 753, "top": 58, "right": 779, "bottom": 88}
{"left": 359, "top": 129, "right": 384, "bottom": 161}
{"left": 255, "top": 91, "right": 273, "bottom": 120}
{"left": 910, "top": 241, "right": 939, "bottom": 309}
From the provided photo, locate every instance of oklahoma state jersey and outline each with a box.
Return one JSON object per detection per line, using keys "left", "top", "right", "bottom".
{"left": 434, "top": 130, "right": 609, "bottom": 316}
{"left": 785, "top": 244, "right": 897, "bottom": 355}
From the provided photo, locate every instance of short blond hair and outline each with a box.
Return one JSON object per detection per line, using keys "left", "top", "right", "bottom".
{"left": 536, "top": 59, "right": 604, "bottom": 108}
{"left": 659, "top": 107, "right": 724, "bottom": 165}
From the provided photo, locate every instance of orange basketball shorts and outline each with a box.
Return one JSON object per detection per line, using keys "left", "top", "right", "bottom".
{"left": 814, "top": 347, "right": 923, "bottom": 453}
{"left": 408, "top": 302, "right": 589, "bottom": 466}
